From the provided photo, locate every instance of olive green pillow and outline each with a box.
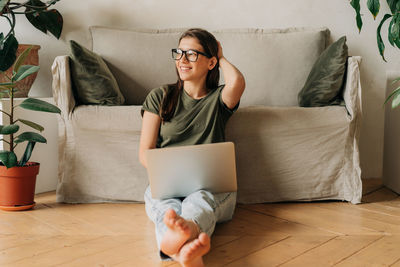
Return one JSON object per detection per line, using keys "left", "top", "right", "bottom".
{"left": 298, "top": 36, "right": 348, "bottom": 107}
{"left": 69, "top": 40, "right": 125, "bottom": 105}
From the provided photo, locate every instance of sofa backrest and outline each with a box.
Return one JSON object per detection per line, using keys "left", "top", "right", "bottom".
{"left": 90, "top": 26, "right": 329, "bottom": 107}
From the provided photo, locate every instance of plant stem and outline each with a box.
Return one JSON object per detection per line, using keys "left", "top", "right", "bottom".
{"left": 0, "top": 110, "right": 11, "bottom": 118}
{"left": 0, "top": 139, "right": 10, "bottom": 145}
{"left": 10, "top": 87, "right": 14, "bottom": 153}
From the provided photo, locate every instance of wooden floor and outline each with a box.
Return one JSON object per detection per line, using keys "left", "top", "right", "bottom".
{"left": 1, "top": 179, "right": 400, "bottom": 267}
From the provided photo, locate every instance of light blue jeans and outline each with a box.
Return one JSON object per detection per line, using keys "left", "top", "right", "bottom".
{"left": 144, "top": 185, "right": 237, "bottom": 261}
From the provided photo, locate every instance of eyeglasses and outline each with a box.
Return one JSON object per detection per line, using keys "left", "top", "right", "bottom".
{"left": 171, "top": 48, "right": 211, "bottom": 62}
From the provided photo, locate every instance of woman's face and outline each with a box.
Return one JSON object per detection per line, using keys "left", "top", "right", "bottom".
{"left": 175, "top": 37, "right": 217, "bottom": 84}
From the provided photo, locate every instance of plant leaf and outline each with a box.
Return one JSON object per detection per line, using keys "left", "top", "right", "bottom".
{"left": 0, "top": 0, "right": 9, "bottom": 13}
{"left": 40, "top": 10, "right": 63, "bottom": 39}
{"left": 392, "top": 13, "right": 400, "bottom": 48}
{"left": 0, "top": 82, "right": 16, "bottom": 88}
{"left": 14, "top": 131, "right": 46, "bottom": 144}
{"left": 13, "top": 65, "right": 40, "bottom": 82}
{"left": 13, "top": 46, "right": 32, "bottom": 74}
{"left": 18, "top": 119, "right": 44, "bottom": 132}
{"left": 392, "top": 90, "right": 400, "bottom": 108}
{"left": 377, "top": 14, "right": 393, "bottom": 61}
{"left": 367, "top": 0, "right": 380, "bottom": 19}
{"left": 385, "top": 85, "right": 400, "bottom": 105}
{"left": 389, "top": 17, "right": 395, "bottom": 46}
{"left": 391, "top": 76, "right": 400, "bottom": 85}
{"left": 25, "top": 0, "right": 63, "bottom": 39}
{"left": 350, "top": 0, "right": 363, "bottom": 32}
{"left": 0, "top": 124, "right": 19, "bottom": 135}
{"left": 20, "top": 98, "right": 61, "bottom": 114}
{"left": 18, "top": 141, "right": 35, "bottom": 167}
{"left": 386, "top": 0, "right": 400, "bottom": 14}
{"left": 0, "top": 34, "right": 18, "bottom": 72}
{"left": 0, "top": 150, "right": 17, "bottom": 168}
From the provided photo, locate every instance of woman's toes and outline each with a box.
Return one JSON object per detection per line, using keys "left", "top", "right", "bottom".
{"left": 198, "top": 232, "right": 210, "bottom": 246}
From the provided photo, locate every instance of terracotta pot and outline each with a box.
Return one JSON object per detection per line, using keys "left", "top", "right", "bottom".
{"left": 0, "top": 162, "right": 40, "bottom": 211}
{"left": 0, "top": 44, "right": 41, "bottom": 98}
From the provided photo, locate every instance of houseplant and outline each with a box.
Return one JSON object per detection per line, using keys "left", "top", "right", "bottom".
{"left": 0, "top": 0, "right": 63, "bottom": 96}
{"left": 0, "top": 46, "right": 61, "bottom": 211}
{"left": 350, "top": 0, "right": 400, "bottom": 107}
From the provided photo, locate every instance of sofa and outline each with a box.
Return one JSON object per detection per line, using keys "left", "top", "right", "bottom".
{"left": 51, "top": 26, "right": 362, "bottom": 204}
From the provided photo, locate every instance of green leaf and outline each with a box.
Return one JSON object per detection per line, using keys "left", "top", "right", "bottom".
{"left": 0, "top": 0, "right": 9, "bottom": 14}
{"left": 392, "top": 91, "right": 400, "bottom": 108}
{"left": 25, "top": 0, "right": 63, "bottom": 39}
{"left": 351, "top": 0, "right": 363, "bottom": 32}
{"left": 41, "top": 10, "right": 63, "bottom": 39}
{"left": 0, "top": 34, "right": 18, "bottom": 72}
{"left": 13, "top": 65, "right": 40, "bottom": 82}
{"left": 0, "top": 82, "right": 16, "bottom": 88}
{"left": 384, "top": 85, "right": 400, "bottom": 106}
{"left": 20, "top": 98, "right": 61, "bottom": 114}
{"left": 377, "top": 14, "right": 393, "bottom": 62}
{"left": 14, "top": 131, "right": 46, "bottom": 144}
{"left": 392, "top": 13, "right": 400, "bottom": 48}
{"left": 386, "top": 0, "right": 400, "bottom": 14}
{"left": 13, "top": 46, "right": 32, "bottom": 74}
{"left": 391, "top": 76, "right": 400, "bottom": 85}
{"left": 18, "top": 141, "right": 35, "bottom": 167}
{"left": 389, "top": 17, "right": 395, "bottom": 46}
{"left": 367, "top": 0, "right": 380, "bottom": 19}
{"left": 18, "top": 119, "right": 44, "bottom": 132}
{"left": 0, "top": 87, "right": 11, "bottom": 93}
{"left": 0, "top": 124, "right": 19, "bottom": 135}
{"left": 0, "top": 150, "right": 17, "bottom": 168}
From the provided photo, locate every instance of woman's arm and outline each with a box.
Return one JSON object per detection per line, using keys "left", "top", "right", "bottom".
{"left": 139, "top": 111, "right": 161, "bottom": 169}
{"left": 218, "top": 41, "right": 246, "bottom": 109}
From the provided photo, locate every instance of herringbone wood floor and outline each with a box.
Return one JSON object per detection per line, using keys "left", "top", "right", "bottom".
{"left": 1, "top": 179, "right": 400, "bottom": 267}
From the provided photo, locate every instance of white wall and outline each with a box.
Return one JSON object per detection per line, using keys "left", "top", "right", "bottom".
{"left": 1, "top": 0, "right": 398, "bottom": 179}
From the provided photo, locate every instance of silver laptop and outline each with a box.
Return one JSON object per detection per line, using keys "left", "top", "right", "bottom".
{"left": 145, "top": 142, "right": 237, "bottom": 199}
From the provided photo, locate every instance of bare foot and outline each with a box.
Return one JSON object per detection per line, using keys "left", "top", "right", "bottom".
{"left": 160, "top": 209, "right": 200, "bottom": 256}
{"left": 174, "top": 232, "right": 211, "bottom": 267}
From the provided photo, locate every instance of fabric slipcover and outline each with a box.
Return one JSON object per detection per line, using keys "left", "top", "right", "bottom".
{"left": 51, "top": 27, "right": 362, "bottom": 204}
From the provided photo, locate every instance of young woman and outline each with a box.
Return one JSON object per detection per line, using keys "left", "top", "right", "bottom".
{"left": 139, "top": 28, "right": 245, "bottom": 267}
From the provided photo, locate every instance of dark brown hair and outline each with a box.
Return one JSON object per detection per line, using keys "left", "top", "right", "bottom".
{"left": 159, "top": 28, "right": 220, "bottom": 123}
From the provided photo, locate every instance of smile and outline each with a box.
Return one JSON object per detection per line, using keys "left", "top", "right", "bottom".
{"left": 180, "top": 66, "right": 192, "bottom": 72}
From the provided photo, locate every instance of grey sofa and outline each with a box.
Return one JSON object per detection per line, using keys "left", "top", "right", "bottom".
{"left": 52, "top": 26, "right": 362, "bottom": 204}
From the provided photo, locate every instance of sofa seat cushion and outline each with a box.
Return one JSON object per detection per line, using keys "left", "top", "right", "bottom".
{"left": 72, "top": 105, "right": 142, "bottom": 132}
{"left": 226, "top": 105, "right": 360, "bottom": 203}
{"left": 90, "top": 26, "right": 329, "bottom": 107}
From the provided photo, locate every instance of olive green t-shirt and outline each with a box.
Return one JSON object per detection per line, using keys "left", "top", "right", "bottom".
{"left": 141, "top": 84, "right": 239, "bottom": 148}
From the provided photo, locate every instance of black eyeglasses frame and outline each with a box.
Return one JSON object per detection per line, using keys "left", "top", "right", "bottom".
{"left": 171, "top": 48, "right": 212, "bottom": 62}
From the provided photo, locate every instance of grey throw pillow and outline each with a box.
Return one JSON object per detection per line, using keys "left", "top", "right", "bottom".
{"left": 298, "top": 36, "right": 348, "bottom": 107}
{"left": 69, "top": 40, "right": 125, "bottom": 105}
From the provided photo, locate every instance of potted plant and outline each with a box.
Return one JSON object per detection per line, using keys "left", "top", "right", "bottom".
{"left": 0, "top": 46, "right": 61, "bottom": 211}
{"left": 0, "top": 0, "right": 63, "bottom": 97}
{"left": 350, "top": 0, "right": 400, "bottom": 107}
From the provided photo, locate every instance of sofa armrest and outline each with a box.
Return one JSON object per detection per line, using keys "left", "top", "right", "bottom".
{"left": 343, "top": 56, "right": 362, "bottom": 120}
{"left": 51, "top": 56, "right": 76, "bottom": 118}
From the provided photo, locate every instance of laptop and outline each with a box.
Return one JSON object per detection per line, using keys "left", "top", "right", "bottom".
{"left": 145, "top": 142, "right": 237, "bottom": 199}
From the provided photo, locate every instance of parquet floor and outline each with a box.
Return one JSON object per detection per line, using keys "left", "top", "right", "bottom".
{"left": 1, "top": 179, "right": 400, "bottom": 266}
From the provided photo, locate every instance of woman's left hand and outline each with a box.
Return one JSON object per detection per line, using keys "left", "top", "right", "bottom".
{"left": 217, "top": 41, "right": 224, "bottom": 60}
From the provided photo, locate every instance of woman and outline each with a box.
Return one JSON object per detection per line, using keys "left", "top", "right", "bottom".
{"left": 139, "top": 28, "right": 245, "bottom": 267}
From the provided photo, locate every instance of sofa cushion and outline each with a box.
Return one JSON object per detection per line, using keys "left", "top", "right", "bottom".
{"left": 298, "top": 36, "right": 348, "bottom": 107}
{"left": 69, "top": 40, "right": 125, "bottom": 105}
{"left": 90, "top": 26, "right": 329, "bottom": 106}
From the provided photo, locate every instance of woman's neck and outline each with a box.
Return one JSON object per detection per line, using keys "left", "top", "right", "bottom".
{"left": 183, "top": 81, "right": 208, "bottom": 99}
